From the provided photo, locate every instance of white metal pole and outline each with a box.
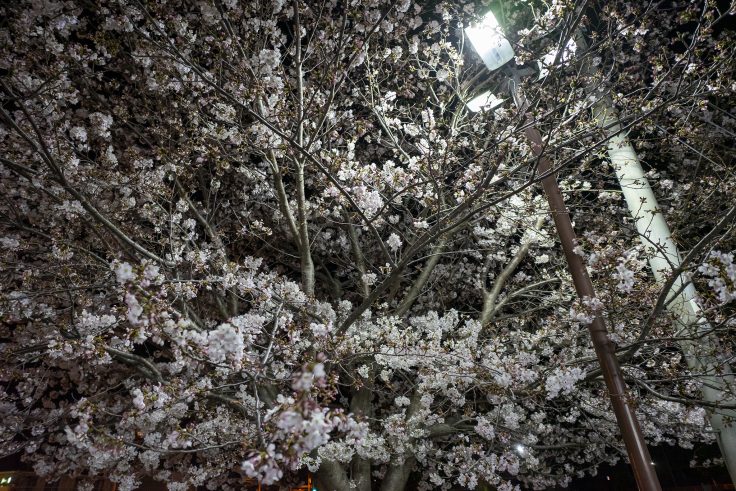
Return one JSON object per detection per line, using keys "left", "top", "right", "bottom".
{"left": 594, "top": 101, "right": 736, "bottom": 482}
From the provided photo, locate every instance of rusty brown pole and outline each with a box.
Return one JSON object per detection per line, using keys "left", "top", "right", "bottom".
{"left": 508, "top": 74, "right": 662, "bottom": 491}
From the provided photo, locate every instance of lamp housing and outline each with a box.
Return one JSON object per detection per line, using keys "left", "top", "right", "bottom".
{"left": 465, "top": 91, "right": 505, "bottom": 113}
{"left": 464, "top": 11, "right": 515, "bottom": 71}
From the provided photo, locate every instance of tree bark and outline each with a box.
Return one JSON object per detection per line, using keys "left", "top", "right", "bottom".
{"left": 316, "top": 460, "right": 351, "bottom": 491}
{"left": 379, "top": 458, "right": 415, "bottom": 491}
{"left": 378, "top": 393, "right": 422, "bottom": 491}
{"left": 351, "top": 386, "right": 373, "bottom": 491}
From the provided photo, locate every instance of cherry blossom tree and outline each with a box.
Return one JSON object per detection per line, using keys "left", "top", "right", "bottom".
{"left": 1, "top": 1, "right": 735, "bottom": 490}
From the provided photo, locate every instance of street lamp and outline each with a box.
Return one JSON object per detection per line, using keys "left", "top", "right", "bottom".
{"left": 465, "top": 91, "right": 505, "bottom": 113}
{"left": 464, "top": 11, "right": 515, "bottom": 71}
{"left": 463, "top": 11, "right": 663, "bottom": 491}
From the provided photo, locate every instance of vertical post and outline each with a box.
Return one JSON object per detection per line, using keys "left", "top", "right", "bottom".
{"left": 508, "top": 75, "right": 662, "bottom": 491}
{"left": 592, "top": 93, "right": 736, "bottom": 485}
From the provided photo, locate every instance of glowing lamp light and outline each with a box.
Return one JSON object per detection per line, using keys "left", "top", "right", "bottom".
{"left": 464, "top": 11, "right": 515, "bottom": 71}
{"left": 466, "top": 91, "right": 505, "bottom": 113}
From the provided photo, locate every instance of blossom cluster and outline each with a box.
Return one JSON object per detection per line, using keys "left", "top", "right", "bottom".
{"left": 1, "top": 0, "right": 733, "bottom": 490}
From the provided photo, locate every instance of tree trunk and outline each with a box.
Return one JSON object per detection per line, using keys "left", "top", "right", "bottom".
{"left": 315, "top": 460, "right": 351, "bottom": 491}
{"left": 379, "top": 458, "right": 415, "bottom": 491}
{"left": 351, "top": 386, "right": 373, "bottom": 491}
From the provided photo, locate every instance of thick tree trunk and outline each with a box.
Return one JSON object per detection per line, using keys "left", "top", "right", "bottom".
{"left": 378, "top": 393, "right": 422, "bottom": 491}
{"left": 352, "top": 458, "right": 372, "bottom": 491}
{"left": 379, "top": 458, "right": 415, "bottom": 491}
{"left": 315, "top": 460, "right": 351, "bottom": 491}
{"left": 351, "top": 386, "right": 373, "bottom": 491}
